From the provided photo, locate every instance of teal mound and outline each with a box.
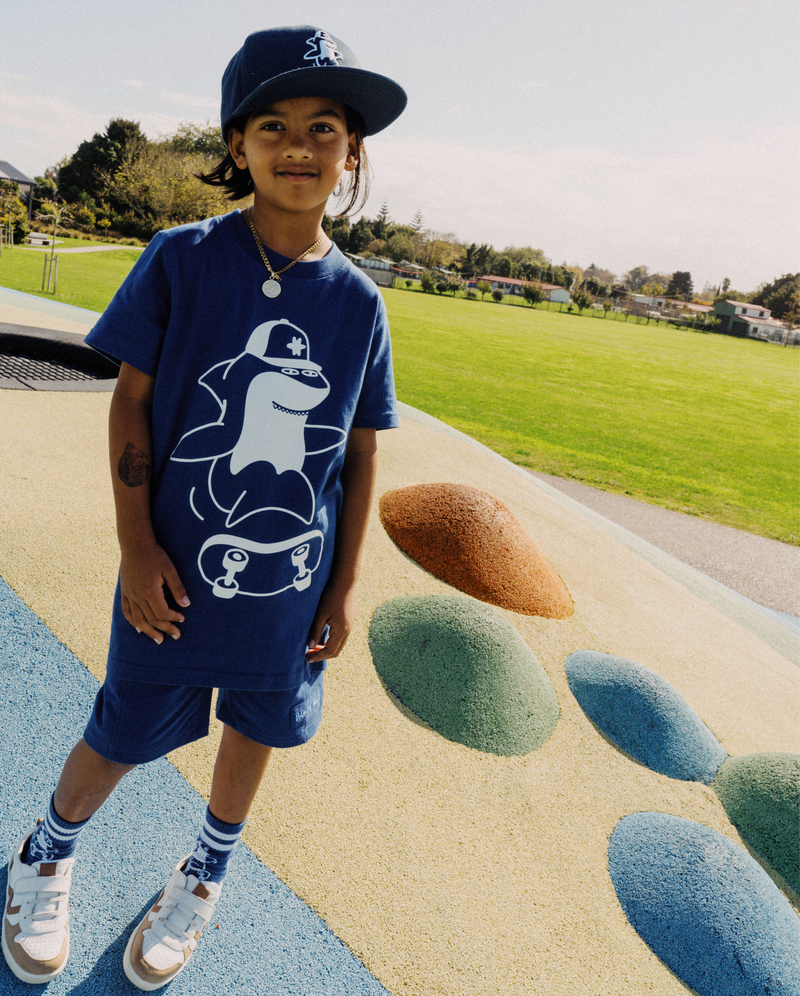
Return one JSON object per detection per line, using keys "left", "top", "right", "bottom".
{"left": 565, "top": 650, "right": 727, "bottom": 783}
{"left": 609, "top": 813, "right": 800, "bottom": 996}
{"left": 369, "top": 595, "right": 559, "bottom": 756}
{"left": 713, "top": 752, "right": 800, "bottom": 891}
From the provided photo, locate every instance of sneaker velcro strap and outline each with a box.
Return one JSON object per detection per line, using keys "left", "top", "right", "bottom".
{"left": 172, "top": 886, "right": 216, "bottom": 923}
{"left": 14, "top": 876, "right": 71, "bottom": 898}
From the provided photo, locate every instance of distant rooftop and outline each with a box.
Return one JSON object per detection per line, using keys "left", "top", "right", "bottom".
{"left": 0, "top": 161, "right": 34, "bottom": 186}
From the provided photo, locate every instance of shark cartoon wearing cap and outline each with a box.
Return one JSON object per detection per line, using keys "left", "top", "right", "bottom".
{"left": 170, "top": 320, "right": 346, "bottom": 598}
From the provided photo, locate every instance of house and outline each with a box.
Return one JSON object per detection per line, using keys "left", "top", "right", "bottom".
{"left": 712, "top": 299, "right": 795, "bottom": 342}
{"left": 477, "top": 275, "right": 570, "bottom": 303}
{"left": 0, "top": 161, "right": 35, "bottom": 222}
{"left": 345, "top": 252, "right": 394, "bottom": 287}
{"left": 714, "top": 299, "right": 771, "bottom": 333}
{"left": 0, "top": 161, "right": 34, "bottom": 199}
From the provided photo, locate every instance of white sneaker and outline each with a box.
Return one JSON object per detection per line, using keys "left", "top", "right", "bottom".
{"left": 2, "top": 829, "right": 72, "bottom": 984}
{"left": 123, "top": 855, "right": 221, "bottom": 991}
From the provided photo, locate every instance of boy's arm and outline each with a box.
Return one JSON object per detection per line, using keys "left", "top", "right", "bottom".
{"left": 110, "top": 362, "right": 190, "bottom": 645}
{"left": 305, "top": 427, "right": 378, "bottom": 663}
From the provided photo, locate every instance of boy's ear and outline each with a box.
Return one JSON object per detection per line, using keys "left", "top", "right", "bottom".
{"left": 228, "top": 130, "right": 247, "bottom": 169}
{"left": 344, "top": 136, "right": 359, "bottom": 172}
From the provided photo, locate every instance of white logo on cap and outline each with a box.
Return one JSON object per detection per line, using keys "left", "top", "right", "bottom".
{"left": 304, "top": 31, "right": 343, "bottom": 67}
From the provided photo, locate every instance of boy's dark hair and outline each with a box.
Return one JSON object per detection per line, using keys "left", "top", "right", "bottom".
{"left": 197, "top": 106, "right": 370, "bottom": 218}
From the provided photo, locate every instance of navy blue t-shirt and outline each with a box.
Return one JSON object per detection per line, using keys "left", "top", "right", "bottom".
{"left": 86, "top": 210, "right": 399, "bottom": 690}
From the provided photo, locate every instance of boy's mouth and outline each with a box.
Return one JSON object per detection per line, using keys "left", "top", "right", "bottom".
{"left": 277, "top": 169, "right": 317, "bottom": 182}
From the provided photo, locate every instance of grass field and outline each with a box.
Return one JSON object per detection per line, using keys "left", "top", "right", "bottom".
{"left": 0, "top": 244, "right": 142, "bottom": 313}
{"left": 384, "top": 288, "right": 799, "bottom": 545}
{"left": 1, "top": 249, "right": 797, "bottom": 543}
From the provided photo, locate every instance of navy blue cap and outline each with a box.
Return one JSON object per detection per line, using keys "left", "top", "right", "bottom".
{"left": 221, "top": 26, "right": 407, "bottom": 141}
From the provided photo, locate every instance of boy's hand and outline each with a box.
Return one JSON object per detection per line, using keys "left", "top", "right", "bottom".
{"left": 305, "top": 581, "right": 356, "bottom": 663}
{"left": 119, "top": 541, "right": 190, "bottom": 644}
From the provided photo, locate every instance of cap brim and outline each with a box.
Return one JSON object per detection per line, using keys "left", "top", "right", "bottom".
{"left": 224, "top": 66, "right": 407, "bottom": 138}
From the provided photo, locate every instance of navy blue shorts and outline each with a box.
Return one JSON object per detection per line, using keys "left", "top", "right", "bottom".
{"left": 83, "top": 672, "right": 324, "bottom": 764}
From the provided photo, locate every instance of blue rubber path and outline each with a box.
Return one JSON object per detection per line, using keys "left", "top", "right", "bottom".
{"left": 0, "top": 575, "right": 390, "bottom": 995}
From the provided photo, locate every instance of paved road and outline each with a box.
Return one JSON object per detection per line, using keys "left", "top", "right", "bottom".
{"left": 529, "top": 471, "right": 799, "bottom": 619}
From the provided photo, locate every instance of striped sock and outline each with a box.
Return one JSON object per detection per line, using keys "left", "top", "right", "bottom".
{"left": 24, "top": 795, "right": 89, "bottom": 865}
{"left": 183, "top": 807, "right": 246, "bottom": 884}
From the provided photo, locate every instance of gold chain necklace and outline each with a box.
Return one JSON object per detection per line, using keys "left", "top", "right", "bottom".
{"left": 244, "top": 207, "right": 324, "bottom": 298}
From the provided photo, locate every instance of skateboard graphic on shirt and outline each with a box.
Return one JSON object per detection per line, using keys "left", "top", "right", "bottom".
{"left": 170, "top": 320, "right": 346, "bottom": 600}
{"left": 198, "top": 530, "right": 323, "bottom": 599}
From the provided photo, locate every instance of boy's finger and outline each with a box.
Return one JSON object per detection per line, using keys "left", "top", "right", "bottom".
{"left": 163, "top": 564, "right": 191, "bottom": 608}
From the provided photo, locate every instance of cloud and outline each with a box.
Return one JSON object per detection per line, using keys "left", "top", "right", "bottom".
{"left": 365, "top": 129, "right": 799, "bottom": 289}
{"left": 121, "top": 79, "right": 146, "bottom": 90}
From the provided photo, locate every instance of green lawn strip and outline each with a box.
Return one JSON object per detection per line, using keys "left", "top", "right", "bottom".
{"left": 383, "top": 289, "right": 799, "bottom": 544}
{"left": 0, "top": 248, "right": 141, "bottom": 313}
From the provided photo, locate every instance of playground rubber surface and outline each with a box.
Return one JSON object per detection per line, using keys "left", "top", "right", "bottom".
{"left": 0, "top": 289, "right": 797, "bottom": 995}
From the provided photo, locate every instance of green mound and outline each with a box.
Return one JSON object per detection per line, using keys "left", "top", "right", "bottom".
{"left": 369, "top": 595, "right": 559, "bottom": 756}
{"left": 713, "top": 752, "right": 800, "bottom": 891}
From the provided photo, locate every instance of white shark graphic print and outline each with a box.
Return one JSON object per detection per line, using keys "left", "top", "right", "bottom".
{"left": 170, "top": 320, "right": 346, "bottom": 599}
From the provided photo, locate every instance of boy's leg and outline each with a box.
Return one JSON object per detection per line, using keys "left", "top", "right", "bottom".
{"left": 123, "top": 725, "right": 272, "bottom": 991}
{"left": 208, "top": 723, "right": 273, "bottom": 824}
{"left": 55, "top": 738, "right": 137, "bottom": 823}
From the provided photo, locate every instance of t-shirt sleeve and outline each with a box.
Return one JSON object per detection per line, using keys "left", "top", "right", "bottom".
{"left": 352, "top": 295, "right": 401, "bottom": 430}
{"left": 85, "top": 232, "right": 172, "bottom": 377}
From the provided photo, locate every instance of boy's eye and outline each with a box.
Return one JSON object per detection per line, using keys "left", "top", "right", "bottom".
{"left": 259, "top": 121, "right": 284, "bottom": 131}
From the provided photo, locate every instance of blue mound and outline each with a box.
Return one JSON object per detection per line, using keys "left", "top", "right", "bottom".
{"left": 565, "top": 650, "right": 727, "bottom": 783}
{"left": 609, "top": 813, "right": 800, "bottom": 996}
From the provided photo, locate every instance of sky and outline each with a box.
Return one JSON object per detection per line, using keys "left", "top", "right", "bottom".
{"left": 2, "top": 0, "right": 798, "bottom": 293}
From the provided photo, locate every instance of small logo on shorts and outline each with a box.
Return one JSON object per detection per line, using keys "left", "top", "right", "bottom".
{"left": 291, "top": 687, "right": 322, "bottom": 730}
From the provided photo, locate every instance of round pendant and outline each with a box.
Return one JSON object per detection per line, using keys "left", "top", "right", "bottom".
{"left": 262, "top": 278, "right": 281, "bottom": 298}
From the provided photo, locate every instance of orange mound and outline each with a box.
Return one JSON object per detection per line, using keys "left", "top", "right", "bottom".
{"left": 379, "top": 483, "right": 573, "bottom": 618}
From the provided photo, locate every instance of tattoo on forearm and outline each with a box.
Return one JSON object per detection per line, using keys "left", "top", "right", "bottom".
{"left": 118, "top": 442, "right": 150, "bottom": 488}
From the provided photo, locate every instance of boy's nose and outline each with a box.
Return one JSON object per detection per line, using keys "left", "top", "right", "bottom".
{"left": 283, "top": 132, "right": 313, "bottom": 159}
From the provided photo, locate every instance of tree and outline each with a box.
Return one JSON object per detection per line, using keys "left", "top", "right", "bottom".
{"left": 58, "top": 118, "right": 148, "bottom": 204}
{"left": 348, "top": 216, "right": 373, "bottom": 253}
{"left": 0, "top": 180, "right": 30, "bottom": 242}
{"left": 584, "top": 263, "right": 616, "bottom": 285}
{"left": 384, "top": 231, "right": 415, "bottom": 262}
{"left": 491, "top": 289, "right": 504, "bottom": 303}
{"left": 666, "top": 271, "right": 693, "bottom": 300}
{"left": 410, "top": 210, "right": 424, "bottom": 232}
{"left": 750, "top": 273, "right": 800, "bottom": 323}
{"left": 522, "top": 282, "right": 545, "bottom": 307}
{"left": 622, "top": 265, "right": 650, "bottom": 292}
{"left": 640, "top": 282, "right": 666, "bottom": 297}
{"left": 375, "top": 199, "right": 390, "bottom": 240}
{"left": 477, "top": 279, "right": 491, "bottom": 300}
{"left": 420, "top": 271, "right": 436, "bottom": 293}
{"left": 101, "top": 144, "right": 233, "bottom": 238}
{"left": 572, "top": 289, "right": 593, "bottom": 313}
{"left": 166, "top": 121, "right": 227, "bottom": 160}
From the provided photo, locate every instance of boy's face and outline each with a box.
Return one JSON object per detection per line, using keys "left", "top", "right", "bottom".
{"left": 228, "top": 96, "right": 357, "bottom": 222}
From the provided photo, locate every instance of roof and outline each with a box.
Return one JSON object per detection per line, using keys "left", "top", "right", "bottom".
{"left": 722, "top": 299, "right": 769, "bottom": 312}
{"left": 483, "top": 275, "right": 564, "bottom": 291}
{"left": 0, "top": 161, "right": 34, "bottom": 185}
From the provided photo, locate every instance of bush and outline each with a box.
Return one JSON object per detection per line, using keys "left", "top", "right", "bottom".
{"left": 420, "top": 271, "right": 436, "bottom": 293}
{"left": 465, "top": 289, "right": 478, "bottom": 300}
{"left": 435, "top": 280, "right": 448, "bottom": 295}
{"left": 405, "top": 279, "right": 413, "bottom": 288}
{"left": 491, "top": 289, "right": 504, "bottom": 303}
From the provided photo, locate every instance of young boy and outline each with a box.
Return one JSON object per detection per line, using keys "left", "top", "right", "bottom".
{"left": 3, "top": 25, "right": 406, "bottom": 989}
